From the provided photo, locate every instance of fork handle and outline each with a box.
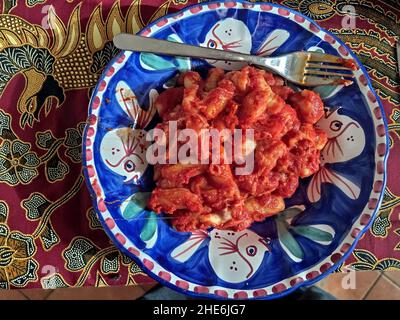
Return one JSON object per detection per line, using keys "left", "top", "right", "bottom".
{"left": 114, "top": 33, "right": 260, "bottom": 64}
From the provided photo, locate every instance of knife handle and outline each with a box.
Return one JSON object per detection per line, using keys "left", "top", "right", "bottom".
{"left": 113, "top": 33, "right": 259, "bottom": 64}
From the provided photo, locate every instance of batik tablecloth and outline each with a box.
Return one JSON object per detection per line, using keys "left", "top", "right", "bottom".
{"left": 0, "top": 0, "right": 398, "bottom": 290}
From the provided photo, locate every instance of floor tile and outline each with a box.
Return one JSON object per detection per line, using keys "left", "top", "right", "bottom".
{"left": 47, "top": 285, "right": 145, "bottom": 300}
{"left": 18, "top": 289, "right": 53, "bottom": 300}
{"left": 316, "top": 271, "right": 381, "bottom": 300}
{"left": 364, "top": 276, "right": 400, "bottom": 300}
{"left": 382, "top": 271, "right": 400, "bottom": 286}
{"left": 0, "top": 289, "right": 28, "bottom": 300}
{"left": 140, "top": 282, "right": 159, "bottom": 293}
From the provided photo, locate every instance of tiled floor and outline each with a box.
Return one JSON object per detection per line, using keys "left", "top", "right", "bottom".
{"left": 0, "top": 272, "right": 399, "bottom": 300}
{"left": 0, "top": 282, "right": 158, "bottom": 300}
{"left": 316, "top": 270, "right": 400, "bottom": 300}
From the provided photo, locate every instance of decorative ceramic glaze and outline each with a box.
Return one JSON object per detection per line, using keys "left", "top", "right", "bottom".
{"left": 83, "top": 1, "right": 389, "bottom": 299}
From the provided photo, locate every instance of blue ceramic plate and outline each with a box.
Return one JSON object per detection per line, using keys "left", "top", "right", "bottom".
{"left": 83, "top": 1, "right": 389, "bottom": 299}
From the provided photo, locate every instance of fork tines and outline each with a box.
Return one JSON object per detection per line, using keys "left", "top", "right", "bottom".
{"left": 305, "top": 52, "right": 356, "bottom": 80}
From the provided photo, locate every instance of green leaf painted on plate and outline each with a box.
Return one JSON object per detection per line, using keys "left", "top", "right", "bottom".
{"left": 291, "top": 225, "right": 333, "bottom": 243}
{"left": 314, "top": 85, "right": 342, "bottom": 100}
{"left": 122, "top": 200, "right": 142, "bottom": 220}
{"left": 278, "top": 206, "right": 304, "bottom": 221}
{"left": 175, "top": 57, "right": 190, "bottom": 71}
{"left": 276, "top": 220, "right": 304, "bottom": 262}
{"left": 140, "top": 211, "right": 157, "bottom": 242}
{"left": 139, "top": 34, "right": 190, "bottom": 72}
{"left": 167, "top": 34, "right": 190, "bottom": 71}
{"left": 122, "top": 192, "right": 151, "bottom": 220}
{"left": 140, "top": 53, "right": 176, "bottom": 70}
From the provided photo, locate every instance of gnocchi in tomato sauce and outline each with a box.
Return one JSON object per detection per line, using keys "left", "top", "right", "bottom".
{"left": 148, "top": 66, "right": 327, "bottom": 232}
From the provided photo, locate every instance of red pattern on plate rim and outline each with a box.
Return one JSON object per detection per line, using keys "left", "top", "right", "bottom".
{"left": 141, "top": 28, "right": 151, "bottom": 36}
{"left": 194, "top": 286, "right": 209, "bottom": 294}
{"left": 294, "top": 14, "right": 305, "bottom": 23}
{"left": 156, "top": 18, "right": 168, "bottom": 27}
{"left": 360, "top": 213, "right": 372, "bottom": 226}
{"left": 98, "top": 80, "right": 107, "bottom": 92}
{"left": 190, "top": 5, "right": 202, "bottom": 13}
{"left": 340, "top": 243, "right": 351, "bottom": 253}
{"left": 331, "top": 253, "right": 342, "bottom": 263}
{"left": 374, "top": 107, "right": 382, "bottom": 119}
{"left": 214, "top": 290, "right": 229, "bottom": 298}
{"left": 306, "top": 271, "right": 320, "bottom": 280}
{"left": 338, "top": 45, "right": 349, "bottom": 56}
{"left": 85, "top": 149, "right": 93, "bottom": 161}
{"left": 86, "top": 127, "right": 95, "bottom": 137}
{"left": 116, "top": 54, "right": 125, "bottom": 63}
{"left": 358, "top": 74, "right": 367, "bottom": 86}
{"left": 98, "top": 199, "right": 107, "bottom": 212}
{"left": 106, "top": 66, "right": 115, "bottom": 77}
{"left": 369, "top": 91, "right": 378, "bottom": 104}
{"left": 376, "top": 124, "right": 386, "bottom": 137}
{"left": 128, "top": 247, "right": 140, "bottom": 257}
{"left": 320, "top": 263, "right": 332, "bottom": 273}
{"left": 88, "top": 114, "right": 97, "bottom": 125}
{"left": 351, "top": 228, "right": 361, "bottom": 238}
{"left": 374, "top": 180, "right": 383, "bottom": 192}
{"left": 105, "top": 217, "right": 115, "bottom": 229}
{"left": 173, "top": 12, "right": 184, "bottom": 19}
{"left": 224, "top": 1, "right": 236, "bottom": 8}
{"left": 309, "top": 23, "right": 320, "bottom": 33}
{"left": 242, "top": 3, "right": 254, "bottom": 9}
{"left": 377, "top": 143, "right": 387, "bottom": 156}
{"left": 92, "top": 96, "right": 100, "bottom": 109}
{"left": 253, "top": 289, "right": 267, "bottom": 297}
{"left": 91, "top": 179, "right": 101, "bottom": 196}
{"left": 260, "top": 4, "right": 272, "bottom": 11}
{"left": 233, "top": 291, "right": 248, "bottom": 299}
{"left": 278, "top": 8, "right": 289, "bottom": 16}
{"left": 324, "top": 33, "right": 335, "bottom": 44}
{"left": 85, "top": 138, "right": 91, "bottom": 147}
{"left": 377, "top": 161, "right": 384, "bottom": 174}
{"left": 158, "top": 271, "right": 172, "bottom": 281}
{"left": 176, "top": 280, "right": 189, "bottom": 290}
{"left": 115, "top": 233, "right": 126, "bottom": 245}
{"left": 368, "top": 198, "right": 378, "bottom": 210}
{"left": 290, "top": 277, "right": 304, "bottom": 286}
{"left": 272, "top": 283, "right": 287, "bottom": 293}
{"left": 86, "top": 165, "right": 95, "bottom": 178}
{"left": 143, "top": 258, "right": 154, "bottom": 270}
{"left": 208, "top": 3, "right": 220, "bottom": 9}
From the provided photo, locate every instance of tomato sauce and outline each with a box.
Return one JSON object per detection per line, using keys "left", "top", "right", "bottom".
{"left": 149, "top": 66, "right": 327, "bottom": 231}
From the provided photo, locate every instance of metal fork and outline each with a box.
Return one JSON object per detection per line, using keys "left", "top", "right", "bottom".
{"left": 114, "top": 33, "right": 355, "bottom": 87}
